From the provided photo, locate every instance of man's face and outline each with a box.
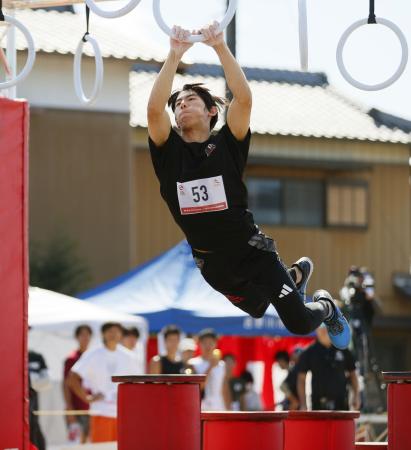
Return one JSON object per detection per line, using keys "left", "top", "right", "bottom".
{"left": 103, "top": 326, "right": 123, "bottom": 346}
{"left": 174, "top": 90, "right": 214, "bottom": 130}
{"left": 77, "top": 328, "right": 92, "bottom": 349}
{"left": 165, "top": 333, "right": 180, "bottom": 354}
{"left": 199, "top": 336, "right": 217, "bottom": 356}
{"left": 122, "top": 335, "right": 138, "bottom": 350}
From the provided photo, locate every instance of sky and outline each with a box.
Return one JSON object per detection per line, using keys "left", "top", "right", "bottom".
{"left": 75, "top": 0, "right": 411, "bottom": 121}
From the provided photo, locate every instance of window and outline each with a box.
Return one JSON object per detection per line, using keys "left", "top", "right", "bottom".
{"left": 326, "top": 181, "right": 368, "bottom": 227}
{"left": 247, "top": 178, "right": 324, "bottom": 227}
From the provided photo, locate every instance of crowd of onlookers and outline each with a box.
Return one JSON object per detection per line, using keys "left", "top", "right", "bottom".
{"left": 29, "top": 322, "right": 363, "bottom": 448}
{"left": 28, "top": 265, "right": 377, "bottom": 448}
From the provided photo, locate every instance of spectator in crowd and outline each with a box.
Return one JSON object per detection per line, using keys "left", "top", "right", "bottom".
{"left": 239, "top": 370, "right": 262, "bottom": 411}
{"left": 275, "top": 351, "right": 290, "bottom": 371}
{"left": 121, "top": 326, "right": 140, "bottom": 351}
{"left": 180, "top": 337, "right": 197, "bottom": 374}
{"left": 63, "top": 324, "right": 93, "bottom": 443}
{"left": 280, "top": 347, "right": 304, "bottom": 410}
{"left": 68, "top": 322, "right": 139, "bottom": 443}
{"left": 273, "top": 350, "right": 290, "bottom": 410}
{"left": 297, "top": 325, "right": 360, "bottom": 411}
{"left": 189, "top": 329, "right": 230, "bottom": 410}
{"left": 149, "top": 325, "right": 184, "bottom": 374}
{"left": 223, "top": 353, "right": 243, "bottom": 411}
{"left": 29, "top": 348, "right": 50, "bottom": 450}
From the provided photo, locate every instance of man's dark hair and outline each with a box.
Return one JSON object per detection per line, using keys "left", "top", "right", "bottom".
{"left": 162, "top": 324, "right": 181, "bottom": 339}
{"left": 274, "top": 351, "right": 290, "bottom": 363}
{"left": 74, "top": 324, "right": 92, "bottom": 338}
{"left": 168, "top": 83, "right": 227, "bottom": 130}
{"left": 123, "top": 326, "right": 140, "bottom": 339}
{"left": 198, "top": 328, "right": 218, "bottom": 341}
{"left": 101, "top": 322, "right": 123, "bottom": 334}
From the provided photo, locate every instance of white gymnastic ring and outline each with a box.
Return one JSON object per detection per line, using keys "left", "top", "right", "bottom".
{"left": 85, "top": 0, "right": 141, "bottom": 19}
{"left": 153, "top": 0, "right": 238, "bottom": 43}
{"left": 0, "top": 15, "right": 36, "bottom": 90}
{"left": 298, "top": 0, "right": 308, "bottom": 71}
{"left": 73, "top": 34, "right": 104, "bottom": 105}
{"left": 336, "top": 18, "right": 408, "bottom": 91}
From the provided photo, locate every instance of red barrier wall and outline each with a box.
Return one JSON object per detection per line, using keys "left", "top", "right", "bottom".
{"left": 0, "top": 98, "right": 29, "bottom": 449}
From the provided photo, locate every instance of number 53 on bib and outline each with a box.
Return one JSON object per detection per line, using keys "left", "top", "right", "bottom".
{"left": 177, "top": 176, "right": 228, "bottom": 215}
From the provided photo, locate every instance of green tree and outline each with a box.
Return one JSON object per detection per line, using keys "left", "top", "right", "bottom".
{"left": 29, "top": 232, "right": 90, "bottom": 296}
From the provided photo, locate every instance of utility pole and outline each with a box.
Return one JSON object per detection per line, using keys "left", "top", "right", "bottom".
{"left": 225, "top": 0, "right": 236, "bottom": 102}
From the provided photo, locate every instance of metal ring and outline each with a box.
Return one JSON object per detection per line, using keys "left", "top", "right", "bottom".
{"left": 336, "top": 18, "right": 408, "bottom": 91}
{"left": 153, "top": 0, "right": 238, "bottom": 43}
{"left": 73, "top": 34, "right": 104, "bottom": 105}
{"left": 0, "top": 15, "right": 36, "bottom": 90}
{"left": 298, "top": 0, "right": 308, "bottom": 71}
{"left": 85, "top": 0, "right": 142, "bottom": 19}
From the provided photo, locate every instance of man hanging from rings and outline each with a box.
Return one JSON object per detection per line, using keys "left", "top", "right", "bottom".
{"left": 146, "top": 21, "right": 351, "bottom": 349}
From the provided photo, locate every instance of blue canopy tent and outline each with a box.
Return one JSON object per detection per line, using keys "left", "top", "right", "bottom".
{"left": 79, "top": 241, "right": 293, "bottom": 336}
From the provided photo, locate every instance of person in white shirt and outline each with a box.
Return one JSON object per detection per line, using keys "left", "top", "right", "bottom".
{"left": 189, "top": 329, "right": 230, "bottom": 411}
{"left": 68, "top": 322, "right": 139, "bottom": 443}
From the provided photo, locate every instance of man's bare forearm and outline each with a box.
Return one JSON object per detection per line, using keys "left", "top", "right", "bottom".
{"left": 213, "top": 42, "right": 251, "bottom": 104}
{"left": 147, "top": 50, "right": 181, "bottom": 115}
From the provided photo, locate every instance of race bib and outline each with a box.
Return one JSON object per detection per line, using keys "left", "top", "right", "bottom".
{"left": 177, "top": 176, "right": 228, "bottom": 215}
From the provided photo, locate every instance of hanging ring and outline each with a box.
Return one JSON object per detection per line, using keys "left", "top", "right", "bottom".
{"left": 0, "top": 15, "right": 36, "bottom": 90}
{"left": 298, "top": 0, "right": 308, "bottom": 71}
{"left": 153, "top": 0, "right": 238, "bottom": 43}
{"left": 336, "top": 18, "right": 408, "bottom": 91}
{"left": 85, "top": 0, "right": 142, "bottom": 19}
{"left": 73, "top": 34, "right": 104, "bottom": 105}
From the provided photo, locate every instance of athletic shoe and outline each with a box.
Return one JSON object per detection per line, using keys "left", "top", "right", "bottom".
{"left": 292, "top": 257, "right": 314, "bottom": 302}
{"left": 313, "top": 289, "right": 351, "bottom": 350}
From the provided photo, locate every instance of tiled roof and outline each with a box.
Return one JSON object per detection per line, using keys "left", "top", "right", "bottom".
{"left": 129, "top": 66, "right": 411, "bottom": 144}
{"left": 8, "top": 8, "right": 168, "bottom": 62}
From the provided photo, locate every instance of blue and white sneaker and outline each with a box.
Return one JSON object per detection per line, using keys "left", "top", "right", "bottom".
{"left": 292, "top": 257, "right": 314, "bottom": 302}
{"left": 313, "top": 289, "right": 351, "bottom": 350}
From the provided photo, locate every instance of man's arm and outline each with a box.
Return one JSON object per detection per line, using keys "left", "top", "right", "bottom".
{"left": 147, "top": 27, "right": 193, "bottom": 147}
{"left": 67, "top": 371, "right": 103, "bottom": 404}
{"left": 148, "top": 355, "right": 162, "bottom": 374}
{"left": 297, "top": 372, "right": 308, "bottom": 410}
{"left": 349, "top": 370, "right": 361, "bottom": 410}
{"left": 202, "top": 22, "right": 252, "bottom": 140}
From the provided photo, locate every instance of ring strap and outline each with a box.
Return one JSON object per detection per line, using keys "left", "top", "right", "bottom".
{"left": 82, "top": 5, "right": 90, "bottom": 42}
{"left": 368, "top": 0, "right": 376, "bottom": 24}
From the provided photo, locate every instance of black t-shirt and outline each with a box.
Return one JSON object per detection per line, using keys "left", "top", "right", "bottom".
{"left": 149, "top": 124, "right": 257, "bottom": 251}
{"left": 297, "top": 341, "right": 356, "bottom": 408}
{"left": 160, "top": 356, "right": 184, "bottom": 374}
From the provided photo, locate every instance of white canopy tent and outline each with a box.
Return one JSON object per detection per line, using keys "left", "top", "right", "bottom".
{"left": 28, "top": 287, "right": 148, "bottom": 445}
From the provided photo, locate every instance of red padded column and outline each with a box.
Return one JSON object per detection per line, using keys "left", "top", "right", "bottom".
{"left": 285, "top": 411, "right": 360, "bottom": 450}
{"left": 114, "top": 375, "right": 205, "bottom": 450}
{"left": 383, "top": 372, "right": 411, "bottom": 450}
{"left": 202, "top": 412, "right": 287, "bottom": 450}
{"left": 0, "top": 98, "right": 29, "bottom": 450}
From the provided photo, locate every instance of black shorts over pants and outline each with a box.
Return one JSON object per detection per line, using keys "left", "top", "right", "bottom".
{"left": 192, "top": 233, "right": 327, "bottom": 335}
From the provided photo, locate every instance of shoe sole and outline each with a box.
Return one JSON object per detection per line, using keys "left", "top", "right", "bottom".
{"left": 297, "top": 257, "right": 314, "bottom": 302}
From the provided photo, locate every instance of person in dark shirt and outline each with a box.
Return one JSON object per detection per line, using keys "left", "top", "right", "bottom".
{"left": 63, "top": 325, "right": 93, "bottom": 443}
{"left": 297, "top": 326, "right": 360, "bottom": 411}
{"left": 147, "top": 22, "right": 350, "bottom": 349}
{"left": 149, "top": 324, "right": 184, "bottom": 374}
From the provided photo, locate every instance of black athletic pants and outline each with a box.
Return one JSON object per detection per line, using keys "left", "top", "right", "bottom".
{"left": 193, "top": 233, "right": 327, "bottom": 335}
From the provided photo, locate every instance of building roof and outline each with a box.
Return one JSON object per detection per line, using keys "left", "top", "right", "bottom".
{"left": 130, "top": 64, "right": 411, "bottom": 144}
{"left": 10, "top": 8, "right": 168, "bottom": 62}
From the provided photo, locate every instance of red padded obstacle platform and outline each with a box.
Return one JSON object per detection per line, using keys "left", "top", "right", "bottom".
{"left": 383, "top": 372, "right": 411, "bottom": 450}
{"left": 201, "top": 411, "right": 288, "bottom": 450}
{"left": 0, "top": 98, "right": 29, "bottom": 449}
{"left": 284, "top": 411, "right": 360, "bottom": 450}
{"left": 113, "top": 375, "right": 205, "bottom": 450}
